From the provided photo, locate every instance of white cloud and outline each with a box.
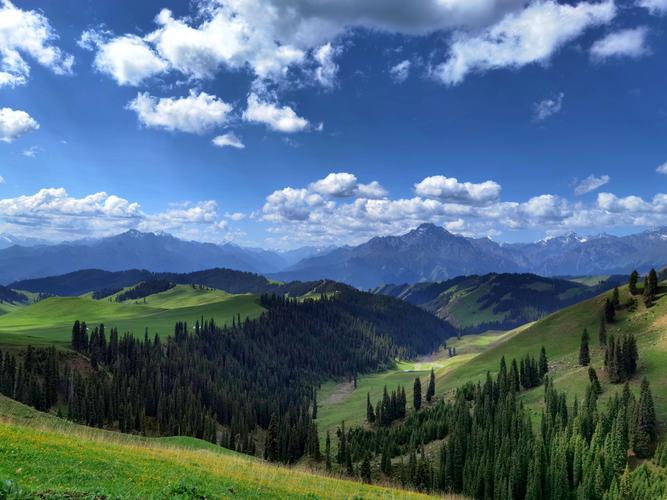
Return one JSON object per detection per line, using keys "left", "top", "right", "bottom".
{"left": 127, "top": 90, "right": 232, "bottom": 134}
{"left": 313, "top": 43, "right": 339, "bottom": 89}
{"left": 263, "top": 187, "right": 331, "bottom": 222}
{"left": 80, "top": 0, "right": 526, "bottom": 90}
{"left": 590, "top": 27, "right": 649, "bottom": 61}
{"left": 212, "top": 132, "right": 245, "bottom": 149}
{"left": 243, "top": 93, "right": 310, "bottom": 132}
{"left": 656, "top": 162, "right": 667, "bottom": 174}
{"left": 414, "top": 175, "right": 501, "bottom": 205}
{"left": 0, "top": 0, "right": 73, "bottom": 88}
{"left": 309, "top": 172, "right": 387, "bottom": 199}
{"left": 534, "top": 93, "right": 564, "bottom": 121}
{"left": 79, "top": 30, "right": 167, "bottom": 86}
{"left": 0, "top": 175, "right": 4, "bottom": 184}
{"left": 574, "top": 174, "right": 610, "bottom": 195}
{"left": 637, "top": 0, "right": 667, "bottom": 14}
{"left": 0, "top": 107, "right": 39, "bottom": 142}
{"left": 22, "top": 145, "right": 38, "bottom": 157}
{"left": 433, "top": 0, "right": 616, "bottom": 85}
{"left": 390, "top": 60, "right": 411, "bottom": 83}
{"left": 0, "top": 188, "right": 232, "bottom": 242}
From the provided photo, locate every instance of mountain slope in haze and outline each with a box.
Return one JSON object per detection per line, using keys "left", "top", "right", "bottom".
{"left": 273, "top": 223, "right": 522, "bottom": 289}
{"left": 275, "top": 224, "right": 667, "bottom": 288}
{"left": 10, "top": 267, "right": 322, "bottom": 297}
{"left": 0, "top": 231, "right": 330, "bottom": 284}
{"left": 375, "top": 272, "right": 624, "bottom": 333}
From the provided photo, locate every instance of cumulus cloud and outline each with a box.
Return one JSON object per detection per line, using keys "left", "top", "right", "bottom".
{"left": 414, "top": 175, "right": 501, "bottom": 205}
{"left": 534, "top": 93, "right": 564, "bottom": 121}
{"left": 0, "top": 1, "right": 73, "bottom": 88}
{"left": 590, "top": 27, "right": 649, "bottom": 61}
{"left": 432, "top": 0, "right": 615, "bottom": 85}
{"left": 637, "top": 0, "right": 667, "bottom": 14}
{"left": 242, "top": 93, "right": 310, "bottom": 132}
{"left": 0, "top": 107, "right": 39, "bottom": 142}
{"left": 389, "top": 60, "right": 411, "bottom": 83}
{"left": 0, "top": 188, "right": 232, "bottom": 242}
{"left": 574, "top": 174, "right": 610, "bottom": 195}
{"left": 79, "top": 30, "right": 167, "bottom": 86}
{"left": 127, "top": 90, "right": 232, "bottom": 134}
{"left": 212, "top": 132, "right": 245, "bottom": 149}
{"left": 309, "top": 172, "right": 387, "bottom": 199}
{"left": 656, "top": 162, "right": 667, "bottom": 174}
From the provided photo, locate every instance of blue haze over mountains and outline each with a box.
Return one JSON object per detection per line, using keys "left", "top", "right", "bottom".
{"left": 1, "top": 223, "right": 666, "bottom": 287}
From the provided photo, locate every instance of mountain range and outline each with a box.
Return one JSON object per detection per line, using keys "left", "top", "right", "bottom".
{"left": 1, "top": 224, "right": 667, "bottom": 286}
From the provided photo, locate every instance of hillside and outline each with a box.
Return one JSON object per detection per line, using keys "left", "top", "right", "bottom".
{"left": 0, "top": 395, "right": 437, "bottom": 499}
{"left": 375, "top": 272, "right": 624, "bottom": 332}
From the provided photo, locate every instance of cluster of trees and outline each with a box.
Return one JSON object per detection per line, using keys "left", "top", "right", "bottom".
{"left": 605, "top": 333, "right": 638, "bottom": 384}
{"left": 91, "top": 287, "right": 123, "bottom": 300}
{"left": 0, "top": 346, "right": 58, "bottom": 412}
{"left": 0, "top": 285, "right": 28, "bottom": 304}
{"left": 3, "top": 291, "right": 452, "bottom": 466}
{"left": 367, "top": 386, "right": 407, "bottom": 427}
{"left": 115, "top": 279, "right": 174, "bottom": 302}
{"left": 336, "top": 345, "right": 659, "bottom": 499}
{"left": 628, "top": 268, "right": 659, "bottom": 307}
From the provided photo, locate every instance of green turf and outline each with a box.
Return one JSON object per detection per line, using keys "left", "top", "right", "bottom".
{"left": 0, "top": 287, "right": 264, "bottom": 345}
{"left": 0, "top": 395, "right": 440, "bottom": 499}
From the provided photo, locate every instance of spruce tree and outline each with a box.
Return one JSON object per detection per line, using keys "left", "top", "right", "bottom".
{"left": 612, "top": 286, "right": 620, "bottom": 307}
{"left": 413, "top": 377, "right": 422, "bottom": 411}
{"left": 634, "top": 378, "right": 656, "bottom": 458}
{"left": 588, "top": 367, "right": 602, "bottom": 395}
{"left": 361, "top": 454, "right": 371, "bottom": 483}
{"left": 539, "top": 346, "right": 549, "bottom": 378}
{"left": 426, "top": 368, "right": 435, "bottom": 403}
{"left": 605, "top": 298, "right": 616, "bottom": 322}
{"left": 579, "top": 328, "right": 590, "bottom": 366}
{"left": 629, "top": 270, "right": 639, "bottom": 295}
{"left": 366, "top": 392, "right": 375, "bottom": 423}
{"left": 325, "top": 430, "right": 332, "bottom": 471}
{"left": 312, "top": 391, "right": 317, "bottom": 419}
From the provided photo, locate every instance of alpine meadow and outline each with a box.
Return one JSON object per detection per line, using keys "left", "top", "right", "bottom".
{"left": 2, "top": 0, "right": 667, "bottom": 499}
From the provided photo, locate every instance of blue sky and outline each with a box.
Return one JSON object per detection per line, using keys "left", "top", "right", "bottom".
{"left": 1, "top": 0, "right": 667, "bottom": 248}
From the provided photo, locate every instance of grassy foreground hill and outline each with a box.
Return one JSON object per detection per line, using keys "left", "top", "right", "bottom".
{"left": 0, "top": 396, "right": 443, "bottom": 498}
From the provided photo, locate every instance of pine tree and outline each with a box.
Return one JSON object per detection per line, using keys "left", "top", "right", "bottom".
{"left": 634, "top": 378, "right": 656, "bottom": 458}
{"left": 598, "top": 315, "right": 607, "bottom": 347}
{"left": 605, "top": 298, "right": 616, "bottom": 322}
{"left": 539, "top": 346, "right": 549, "bottom": 378}
{"left": 413, "top": 377, "right": 422, "bottom": 411}
{"left": 325, "top": 430, "right": 332, "bottom": 471}
{"left": 312, "top": 391, "right": 317, "bottom": 419}
{"left": 426, "top": 368, "right": 435, "bottom": 403}
{"left": 366, "top": 392, "right": 375, "bottom": 423}
{"left": 588, "top": 367, "right": 602, "bottom": 395}
{"left": 266, "top": 414, "right": 280, "bottom": 462}
{"left": 579, "top": 328, "right": 590, "bottom": 366}
{"left": 361, "top": 454, "right": 371, "bottom": 483}
{"left": 629, "top": 270, "right": 639, "bottom": 295}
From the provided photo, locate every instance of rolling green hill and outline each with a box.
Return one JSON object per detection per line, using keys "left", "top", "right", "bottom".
{"left": 375, "top": 272, "right": 623, "bottom": 333}
{"left": 320, "top": 281, "right": 667, "bottom": 441}
{"left": 0, "top": 395, "right": 440, "bottom": 499}
{"left": 0, "top": 285, "right": 264, "bottom": 345}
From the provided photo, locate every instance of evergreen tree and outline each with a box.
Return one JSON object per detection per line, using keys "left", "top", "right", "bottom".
{"left": 612, "top": 286, "right": 620, "bottom": 307}
{"left": 360, "top": 454, "right": 371, "bottom": 483}
{"left": 588, "top": 366, "right": 602, "bottom": 395}
{"left": 426, "top": 368, "right": 435, "bottom": 403}
{"left": 539, "top": 346, "right": 549, "bottom": 378}
{"left": 325, "top": 431, "right": 332, "bottom": 471}
{"left": 634, "top": 378, "right": 656, "bottom": 458}
{"left": 605, "top": 298, "right": 616, "bottom": 322}
{"left": 312, "top": 390, "right": 317, "bottom": 419}
{"left": 366, "top": 393, "right": 375, "bottom": 423}
{"left": 579, "top": 328, "right": 590, "bottom": 366}
{"left": 629, "top": 270, "right": 639, "bottom": 295}
{"left": 413, "top": 377, "right": 422, "bottom": 411}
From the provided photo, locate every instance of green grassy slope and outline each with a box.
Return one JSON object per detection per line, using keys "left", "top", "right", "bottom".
{"left": 0, "top": 395, "right": 440, "bottom": 499}
{"left": 319, "top": 283, "right": 667, "bottom": 442}
{"left": 0, "top": 287, "right": 264, "bottom": 345}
